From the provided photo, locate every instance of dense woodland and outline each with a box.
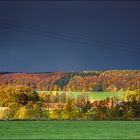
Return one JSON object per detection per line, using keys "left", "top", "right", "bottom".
{"left": 0, "top": 70, "right": 140, "bottom": 92}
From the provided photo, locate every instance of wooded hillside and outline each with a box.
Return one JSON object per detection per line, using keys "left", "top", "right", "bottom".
{"left": 0, "top": 70, "right": 140, "bottom": 92}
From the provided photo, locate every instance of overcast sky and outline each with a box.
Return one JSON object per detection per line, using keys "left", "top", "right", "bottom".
{"left": 0, "top": 0, "right": 140, "bottom": 72}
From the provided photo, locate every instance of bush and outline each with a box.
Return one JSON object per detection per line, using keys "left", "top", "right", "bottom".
{"left": 62, "top": 99, "right": 78, "bottom": 119}
{"left": 124, "top": 90, "right": 140, "bottom": 103}
{"left": 50, "top": 109, "right": 63, "bottom": 120}
{"left": 15, "top": 102, "right": 47, "bottom": 120}
{"left": 124, "top": 90, "right": 140, "bottom": 117}
{"left": 108, "top": 102, "right": 134, "bottom": 119}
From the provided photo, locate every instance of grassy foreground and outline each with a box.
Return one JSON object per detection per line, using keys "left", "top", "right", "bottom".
{"left": 0, "top": 121, "right": 140, "bottom": 139}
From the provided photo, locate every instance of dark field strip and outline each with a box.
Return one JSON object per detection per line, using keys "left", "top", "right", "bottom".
{"left": 0, "top": 121, "right": 140, "bottom": 139}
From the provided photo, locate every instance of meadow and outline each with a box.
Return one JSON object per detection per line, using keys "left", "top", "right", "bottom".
{"left": 0, "top": 121, "right": 140, "bottom": 139}
{"left": 37, "top": 90, "right": 125, "bottom": 100}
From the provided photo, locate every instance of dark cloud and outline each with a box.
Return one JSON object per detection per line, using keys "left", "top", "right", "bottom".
{"left": 0, "top": 1, "right": 140, "bottom": 72}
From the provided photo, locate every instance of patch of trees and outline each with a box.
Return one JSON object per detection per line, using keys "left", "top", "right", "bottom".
{"left": 0, "top": 86, "right": 140, "bottom": 120}
{"left": 65, "top": 71, "right": 140, "bottom": 91}
{"left": 55, "top": 73, "right": 75, "bottom": 90}
{"left": 0, "top": 86, "right": 39, "bottom": 107}
{"left": 55, "top": 72, "right": 99, "bottom": 90}
{"left": 92, "top": 82, "right": 105, "bottom": 92}
{"left": 0, "top": 72, "right": 66, "bottom": 91}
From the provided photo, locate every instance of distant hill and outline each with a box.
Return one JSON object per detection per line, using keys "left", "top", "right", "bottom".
{"left": 0, "top": 70, "right": 140, "bottom": 92}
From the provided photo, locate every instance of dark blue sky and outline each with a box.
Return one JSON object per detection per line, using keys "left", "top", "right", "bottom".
{"left": 0, "top": 0, "right": 140, "bottom": 72}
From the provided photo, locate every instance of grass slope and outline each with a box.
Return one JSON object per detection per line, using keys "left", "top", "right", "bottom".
{"left": 0, "top": 121, "right": 140, "bottom": 139}
{"left": 37, "top": 91, "right": 125, "bottom": 100}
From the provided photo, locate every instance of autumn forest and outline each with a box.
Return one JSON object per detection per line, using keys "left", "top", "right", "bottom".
{"left": 0, "top": 70, "right": 140, "bottom": 92}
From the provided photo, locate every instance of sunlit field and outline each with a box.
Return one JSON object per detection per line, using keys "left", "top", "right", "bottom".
{"left": 0, "top": 121, "right": 140, "bottom": 139}
{"left": 37, "top": 91, "right": 125, "bottom": 100}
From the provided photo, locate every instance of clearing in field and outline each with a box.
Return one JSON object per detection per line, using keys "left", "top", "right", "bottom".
{"left": 0, "top": 121, "right": 140, "bottom": 139}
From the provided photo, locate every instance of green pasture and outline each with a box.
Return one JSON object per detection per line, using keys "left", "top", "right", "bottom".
{"left": 0, "top": 121, "right": 140, "bottom": 139}
{"left": 37, "top": 90, "right": 125, "bottom": 100}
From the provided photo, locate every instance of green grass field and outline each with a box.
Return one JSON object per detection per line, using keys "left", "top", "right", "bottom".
{"left": 37, "top": 91, "right": 125, "bottom": 100}
{"left": 0, "top": 121, "right": 140, "bottom": 139}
